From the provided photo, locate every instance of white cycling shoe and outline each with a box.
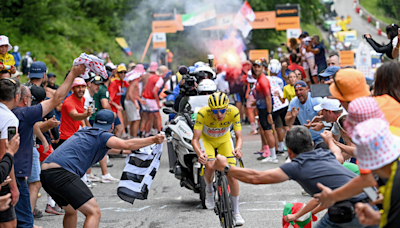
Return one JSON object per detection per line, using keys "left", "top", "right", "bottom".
{"left": 233, "top": 213, "right": 245, "bottom": 226}
{"left": 205, "top": 190, "right": 215, "bottom": 209}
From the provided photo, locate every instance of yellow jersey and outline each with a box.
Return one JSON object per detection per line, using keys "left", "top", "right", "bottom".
{"left": 194, "top": 105, "right": 241, "bottom": 142}
{"left": 0, "top": 53, "right": 15, "bottom": 68}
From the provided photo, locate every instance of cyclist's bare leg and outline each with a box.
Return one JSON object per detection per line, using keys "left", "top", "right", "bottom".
{"left": 203, "top": 161, "right": 215, "bottom": 185}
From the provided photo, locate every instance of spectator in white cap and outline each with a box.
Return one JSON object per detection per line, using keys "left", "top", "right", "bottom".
{"left": 0, "top": 35, "right": 17, "bottom": 75}
{"left": 351, "top": 118, "right": 400, "bottom": 227}
{"left": 306, "top": 98, "right": 347, "bottom": 141}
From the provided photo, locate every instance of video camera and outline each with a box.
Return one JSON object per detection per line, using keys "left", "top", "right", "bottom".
{"left": 178, "top": 66, "right": 198, "bottom": 96}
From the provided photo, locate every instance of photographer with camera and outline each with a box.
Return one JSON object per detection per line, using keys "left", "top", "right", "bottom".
{"left": 364, "top": 24, "right": 400, "bottom": 60}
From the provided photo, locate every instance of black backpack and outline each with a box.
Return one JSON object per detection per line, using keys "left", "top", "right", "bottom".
{"left": 21, "top": 57, "right": 28, "bottom": 70}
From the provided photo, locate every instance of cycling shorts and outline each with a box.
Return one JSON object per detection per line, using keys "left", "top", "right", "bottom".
{"left": 199, "top": 137, "right": 236, "bottom": 166}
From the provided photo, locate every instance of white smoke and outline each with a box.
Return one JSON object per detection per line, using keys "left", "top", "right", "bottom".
{"left": 123, "top": 0, "right": 243, "bottom": 63}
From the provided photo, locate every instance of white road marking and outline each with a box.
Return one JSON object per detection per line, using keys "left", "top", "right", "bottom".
{"left": 159, "top": 205, "right": 168, "bottom": 209}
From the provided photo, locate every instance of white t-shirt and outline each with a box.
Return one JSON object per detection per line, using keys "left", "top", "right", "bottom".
{"left": 0, "top": 102, "right": 19, "bottom": 140}
{"left": 392, "top": 37, "right": 399, "bottom": 60}
{"left": 331, "top": 109, "right": 348, "bottom": 136}
{"left": 267, "top": 76, "right": 288, "bottom": 112}
{"left": 83, "top": 89, "right": 94, "bottom": 121}
{"left": 215, "top": 72, "right": 230, "bottom": 94}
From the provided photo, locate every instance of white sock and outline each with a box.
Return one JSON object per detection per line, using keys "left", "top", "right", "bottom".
{"left": 278, "top": 141, "right": 285, "bottom": 151}
{"left": 251, "top": 123, "right": 256, "bottom": 131}
{"left": 270, "top": 147, "right": 276, "bottom": 159}
{"left": 206, "top": 181, "right": 214, "bottom": 193}
{"left": 81, "top": 173, "right": 87, "bottom": 182}
{"left": 230, "top": 195, "right": 239, "bottom": 214}
{"left": 47, "top": 195, "right": 56, "bottom": 207}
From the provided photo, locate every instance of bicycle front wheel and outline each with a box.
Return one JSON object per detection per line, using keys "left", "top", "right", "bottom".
{"left": 219, "top": 175, "right": 234, "bottom": 228}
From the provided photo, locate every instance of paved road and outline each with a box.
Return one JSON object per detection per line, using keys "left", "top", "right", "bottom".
{"left": 335, "top": 0, "right": 388, "bottom": 44}
{"left": 34, "top": 125, "right": 325, "bottom": 228}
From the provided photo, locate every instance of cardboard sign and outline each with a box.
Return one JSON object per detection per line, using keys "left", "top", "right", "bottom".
{"left": 339, "top": 50, "right": 354, "bottom": 67}
{"left": 249, "top": 50, "right": 269, "bottom": 61}
{"left": 250, "top": 11, "right": 276, "bottom": 29}
{"left": 275, "top": 4, "right": 300, "bottom": 31}
{"left": 275, "top": 17, "right": 300, "bottom": 30}
{"left": 153, "top": 41, "right": 166, "bottom": 49}
{"left": 152, "top": 33, "right": 166, "bottom": 42}
{"left": 152, "top": 21, "right": 177, "bottom": 33}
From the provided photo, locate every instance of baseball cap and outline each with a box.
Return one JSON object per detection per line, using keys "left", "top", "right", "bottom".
{"left": 302, "top": 31, "right": 309, "bottom": 36}
{"left": 0, "top": 35, "right": 12, "bottom": 52}
{"left": 47, "top": 73, "right": 56, "bottom": 78}
{"left": 105, "top": 62, "right": 116, "bottom": 70}
{"left": 11, "top": 70, "right": 23, "bottom": 78}
{"left": 93, "top": 109, "right": 114, "bottom": 131}
{"left": 88, "top": 74, "right": 103, "bottom": 85}
{"left": 30, "top": 85, "right": 46, "bottom": 106}
{"left": 148, "top": 62, "right": 158, "bottom": 72}
{"left": 313, "top": 97, "right": 343, "bottom": 112}
{"left": 253, "top": 59, "right": 263, "bottom": 66}
{"left": 117, "top": 65, "right": 127, "bottom": 72}
{"left": 28, "top": 61, "right": 47, "bottom": 79}
{"left": 71, "top": 77, "right": 87, "bottom": 89}
{"left": 352, "top": 118, "right": 400, "bottom": 170}
{"left": 319, "top": 66, "right": 340, "bottom": 77}
{"left": 242, "top": 60, "right": 251, "bottom": 66}
{"left": 294, "top": 80, "right": 308, "bottom": 88}
{"left": 329, "top": 68, "right": 370, "bottom": 102}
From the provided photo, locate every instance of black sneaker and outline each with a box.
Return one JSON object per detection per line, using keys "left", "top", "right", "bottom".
{"left": 33, "top": 207, "right": 43, "bottom": 219}
{"left": 276, "top": 150, "right": 285, "bottom": 156}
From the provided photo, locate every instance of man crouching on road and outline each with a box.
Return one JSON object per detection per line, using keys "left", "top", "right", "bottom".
{"left": 40, "top": 109, "right": 164, "bottom": 228}
{"left": 214, "top": 126, "right": 377, "bottom": 228}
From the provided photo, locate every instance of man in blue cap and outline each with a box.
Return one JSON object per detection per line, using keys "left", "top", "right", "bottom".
{"left": 285, "top": 80, "right": 324, "bottom": 145}
{"left": 40, "top": 109, "right": 165, "bottom": 228}
{"left": 318, "top": 66, "right": 341, "bottom": 84}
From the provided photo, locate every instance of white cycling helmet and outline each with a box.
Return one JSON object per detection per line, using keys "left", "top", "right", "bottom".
{"left": 197, "top": 79, "right": 217, "bottom": 95}
{"left": 194, "top": 65, "right": 216, "bottom": 78}
{"left": 268, "top": 59, "right": 282, "bottom": 75}
{"left": 194, "top": 61, "right": 206, "bottom": 68}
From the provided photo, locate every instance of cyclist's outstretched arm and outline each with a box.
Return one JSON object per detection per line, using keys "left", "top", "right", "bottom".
{"left": 214, "top": 155, "right": 289, "bottom": 184}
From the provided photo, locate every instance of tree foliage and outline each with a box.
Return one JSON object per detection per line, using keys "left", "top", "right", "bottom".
{"left": 0, "top": 0, "right": 323, "bottom": 81}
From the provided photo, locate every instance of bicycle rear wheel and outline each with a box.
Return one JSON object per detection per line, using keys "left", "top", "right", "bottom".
{"left": 219, "top": 175, "right": 234, "bottom": 228}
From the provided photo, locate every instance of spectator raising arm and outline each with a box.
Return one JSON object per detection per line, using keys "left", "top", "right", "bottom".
{"left": 285, "top": 107, "right": 299, "bottom": 126}
{"left": 106, "top": 134, "right": 164, "bottom": 152}
{"left": 41, "top": 64, "right": 86, "bottom": 117}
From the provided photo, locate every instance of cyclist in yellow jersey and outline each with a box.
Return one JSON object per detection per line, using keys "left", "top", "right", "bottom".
{"left": 192, "top": 92, "right": 245, "bottom": 226}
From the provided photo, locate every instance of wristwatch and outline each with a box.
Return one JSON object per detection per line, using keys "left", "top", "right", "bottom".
{"left": 224, "top": 165, "right": 231, "bottom": 175}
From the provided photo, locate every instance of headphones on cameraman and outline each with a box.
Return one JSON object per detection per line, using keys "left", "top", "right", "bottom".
{"left": 268, "top": 59, "right": 282, "bottom": 75}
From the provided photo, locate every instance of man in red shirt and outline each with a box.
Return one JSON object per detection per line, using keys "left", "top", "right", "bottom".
{"left": 141, "top": 66, "right": 168, "bottom": 135}
{"left": 287, "top": 53, "right": 306, "bottom": 80}
{"left": 252, "top": 60, "right": 275, "bottom": 162}
{"left": 59, "top": 78, "right": 93, "bottom": 145}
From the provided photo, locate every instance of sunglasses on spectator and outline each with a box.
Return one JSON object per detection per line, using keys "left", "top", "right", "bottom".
{"left": 212, "top": 109, "right": 227, "bottom": 114}
{"left": 118, "top": 71, "right": 127, "bottom": 74}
